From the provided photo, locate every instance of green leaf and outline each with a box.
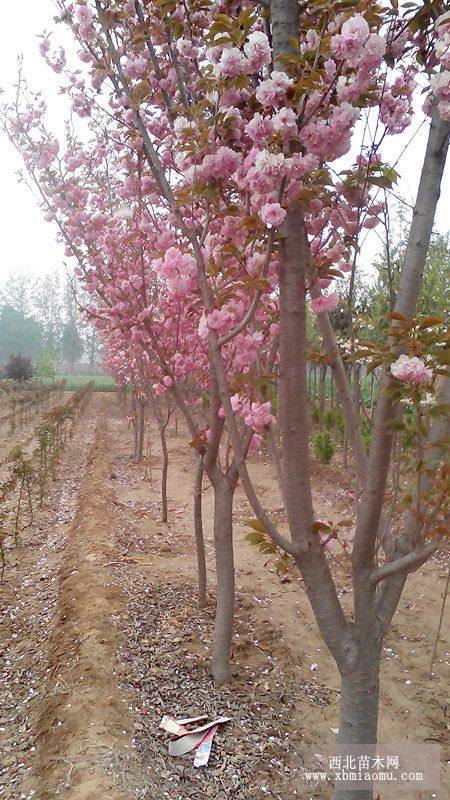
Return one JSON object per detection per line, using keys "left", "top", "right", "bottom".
{"left": 313, "top": 520, "right": 332, "bottom": 532}
{"left": 435, "top": 349, "right": 450, "bottom": 365}
{"left": 246, "top": 518, "right": 267, "bottom": 534}
{"left": 366, "top": 359, "right": 383, "bottom": 375}
{"left": 429, "top": 403, "right": 450, "bottom": 417}
{"left": 259, "top": 542, "right": 277, "bottom": 555}
{"left": 245, "top": 531, "right": 267, "bottom": 546}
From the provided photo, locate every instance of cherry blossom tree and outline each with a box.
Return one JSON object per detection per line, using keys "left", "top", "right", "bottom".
{"left": 2, "top": 2, "right": 449, "bottom": 798}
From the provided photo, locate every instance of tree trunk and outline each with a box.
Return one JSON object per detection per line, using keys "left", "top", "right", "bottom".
{"left": 353, "top": 364, "right": 361, "bottom": 424}
{"left": 159, "top": 423, "right": 169, "bottom": 522}
{"left": 266, "top": 428, "right": 286, "bottom": 509}
{"left": 319, "top": 364, "right": 326, "bottom": 429}
{"left": 131, "top": 391, "right": 139, "bottom": 460}
{"left": 211, "top": 476, "right": 235, "bottom": 685}
{"left": 134, "top": 396, "right": 146, "bottom": 462}
{"left": 194, "top": 454, "right": 207, "bottom": 608}
{"left": 335, "top": 649, "right": 381, "bottom": 800}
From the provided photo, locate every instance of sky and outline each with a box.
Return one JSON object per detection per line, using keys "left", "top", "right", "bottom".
{"left": 0, "top": 3, "right": 449, "bottom": 288}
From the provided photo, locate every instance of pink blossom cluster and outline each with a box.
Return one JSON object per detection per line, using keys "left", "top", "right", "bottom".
{"left": 211, "top": 31, "right": 271, "bottom": 80}
{"left": 381, "top": 75, "right": 415, "bottom": 134}
{"left": 311, "top": 293, "right": 339, "bottom": 315}
{"left": 153, "top": 247, "right": 198, "bottom": 296}
{"left": 74, "top": 1, "right": 96, "bottom": 41}
{"left": 259, "top": 202, "right": 286, "bottom": 228}
{"left": 431, "top": 71, "right": 450, "bottom": 121}
{"left": 219, "top": 395, "right": 276, "bottom": 436}
{"left": 35, "top": 137, "right": 60, "bottom": 168}
{"left": 390, "top": 355, "right": 433, "bottom": 386}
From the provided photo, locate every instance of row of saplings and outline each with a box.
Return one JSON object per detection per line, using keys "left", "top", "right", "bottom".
{"left": 0, "top": 380, "right": 67, "bottom": 434}
{"left": 0, "top": 381, "right": 95, "bottom": 577}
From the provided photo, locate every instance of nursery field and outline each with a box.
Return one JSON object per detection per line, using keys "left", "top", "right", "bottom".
{"left": 48, "top": 375, "right": 116, "bottom": 392}
{"left": 0, "top": 392, "right": 448, "bottom": 800}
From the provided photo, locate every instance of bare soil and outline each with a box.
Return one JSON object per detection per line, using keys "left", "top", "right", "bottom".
{"left": 0, "top": 392, "right": 448, "bottom": 800}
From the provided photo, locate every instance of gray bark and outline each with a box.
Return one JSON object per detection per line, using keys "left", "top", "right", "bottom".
{"left": 211, "top": 475, "right": 235, "bottom": 685}
{"left": 148, "top": 388, "right": 169, "bottom": 522}
{"left": 319, "top": 364, "right": 326, "bottom": 429}
{"left": 160, "top": 424, "right": 169, "bottom": 522}
{"left": 133, "top": 395, "right": 146, "bottom": 463}
{"left": 278, "top": 202, "right": 354, "bottom": 671}
{"left": 266, "top": 428, "right": 286, "bottom": 509}
{"left": 335, "top": 648, "right": 381, "bottom": 800}
{"left": 194, "top": 454, "right": 207, "bottom": 608}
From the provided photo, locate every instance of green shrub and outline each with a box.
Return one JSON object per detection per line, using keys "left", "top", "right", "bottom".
{"left": 360, "top": 417, "right": 372, "bottom": 453}
{"left": 313, "top": 431, "right": 334, "bottom": 462}
{"left": 5, "top": 354, "right": 34, "bottom": 383}
{"left": 310, "top": 402, "right": 320, "bottom": 424}
{"left": 324, "top": 408, "right": 336, "bottom": 430}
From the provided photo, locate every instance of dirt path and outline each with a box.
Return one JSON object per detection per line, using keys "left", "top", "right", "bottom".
{"left": 32, "top": 410, "right": 135, "bottom": 800}
{"left": 1, "top": 393, "right": 448, "bottom": 800}
{"left": 0, "top": 398, "right": 135, "bottom": 800}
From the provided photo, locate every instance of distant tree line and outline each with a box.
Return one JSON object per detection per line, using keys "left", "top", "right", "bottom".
{"left": 0, "top": 269, "right": 102, "bottom": 373}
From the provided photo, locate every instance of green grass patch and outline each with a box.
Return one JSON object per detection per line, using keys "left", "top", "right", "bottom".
{"left": 54, "top": 374, "right": 116, "bottom": 392}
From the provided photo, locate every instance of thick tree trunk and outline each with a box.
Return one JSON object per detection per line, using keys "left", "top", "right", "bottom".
{"left": 211, "top": 476, "right": 235, "bottom": 685}
{"left": 266, "top": 428, "right": 286, "bottom": 508}
{"left": 194, "top": 454, "right": 207, "bottom": 608}
{"left": 335, "top": 649, "right": 381, "bottom": 800}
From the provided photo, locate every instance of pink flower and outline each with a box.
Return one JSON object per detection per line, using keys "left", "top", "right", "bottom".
{"left": 341, "top": 14, "right": 370, "bottom": 44}
{"left": 438, "top": 101, "right": 450, "bottom": 121}
{"left": 330, "top": 14, "right": 370, "bottom": 64}
{"left": 381, "top": 90, "right": 413, "bottom": 134}
{"left": 431, "top": 71, "right": 450, "bottom": 101}
{"left": 244, "top": 113, "right": 273, "bottom": 146}
{"left": 244, "top": 401, "right": 275, "bottom": 433}
{"left": 249, "top": 433, "right": 263, "bottom": 452}
{"left": 390, "top": 355, "right": 433, "bottom": 386}
{"left": 176, "top": 38, "right": 197, "bottom": 59}
{"left": 123, "top": 54, "right": 148, "bottom": 79}
{"left": 311, "top": 292, "right": 339, "bottom": 314}
{"left": 272, "top": 107, "right": 298, "bottom": 138}
{"left": 259, "top": 202, "right": 287, "bottom": 228}
{"left": 75, "top": 4, "right": 94, "bottom": 26}
{"left": 243, "top": 31, "right": 271, "bottom": 71}
{"left": 218, "top": 47, "right": 247, "bottom": 78}
{"left": 360, "top": 33, "right": 386, "bottom": 69}
{"left": 198, "top": 313, "right": 208, "bottom": 340}
{"left": 255, "top": 71, "right": 292, "bottom": 107}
